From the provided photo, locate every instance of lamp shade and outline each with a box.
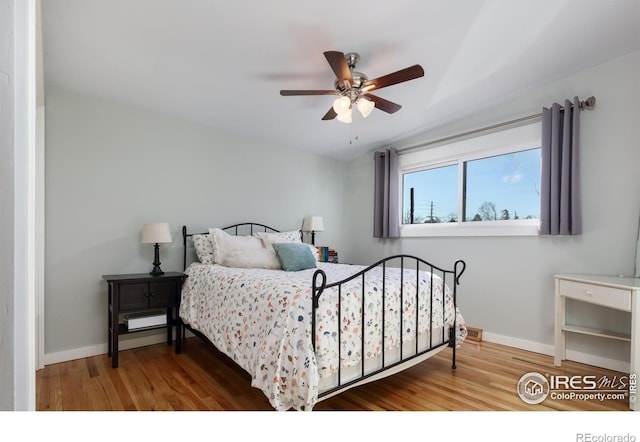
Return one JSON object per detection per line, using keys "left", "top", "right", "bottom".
{"left": 336, "top": 108, "right": 352, "bottom": 124}
{"left": 141, "top": 223, "right": 172, "bottom": 244}
{"left": 302, "top": 216, "right": 324, "bottom": 232}
{"left": 356, "top": 96, "right": 375, "bottom": 118}
{"left": 332, "top": 96, "right": 351, "bottom": 115}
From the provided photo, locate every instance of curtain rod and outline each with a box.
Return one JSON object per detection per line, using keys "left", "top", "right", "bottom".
{"left": 397, "top": 96, "right": 596, "bottom": 154}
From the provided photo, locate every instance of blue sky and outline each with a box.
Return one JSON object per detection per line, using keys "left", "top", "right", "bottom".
{"left": 403, "top": 148, "right": 541, "bottom": 222}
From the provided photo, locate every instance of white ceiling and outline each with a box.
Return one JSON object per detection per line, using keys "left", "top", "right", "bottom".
{"left": 40, "top": 0, "right": 640, "bottom": 161}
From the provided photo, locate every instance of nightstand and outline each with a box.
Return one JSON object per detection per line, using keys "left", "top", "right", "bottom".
{"left": 554, "top": 274, "right": 639, "bottom": 411}
{"left": 103, "top": 272, "right": 184, "bottom": 368}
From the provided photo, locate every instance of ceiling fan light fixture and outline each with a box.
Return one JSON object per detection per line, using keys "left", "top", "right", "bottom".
{"left": 356, "top": 97, "right": 375, "bottom": 118}
{"left": 332, "top": 96, "right": 351, "bottom": 116}
{"left": 336, "top": 108, "right": 352, "bottom": 123}
{"left": 280, "top": 50, "right": 424, "bottom": 122}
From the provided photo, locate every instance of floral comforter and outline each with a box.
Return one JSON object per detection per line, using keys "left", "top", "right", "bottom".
{"left": 179, "top": 262, "right": 467, "bottom": 411}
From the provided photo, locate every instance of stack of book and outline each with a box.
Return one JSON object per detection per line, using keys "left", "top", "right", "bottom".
{"left": 316, "top": 246, "right": 338, "bottom": 263}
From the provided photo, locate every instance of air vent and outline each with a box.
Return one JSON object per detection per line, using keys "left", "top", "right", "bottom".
{"left": 466, "top": 326, "right": 483, "bottom": 342}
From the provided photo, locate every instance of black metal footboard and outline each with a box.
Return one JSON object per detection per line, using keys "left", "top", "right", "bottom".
{"left": 311, "top": 255, "right": 466, "bottom": 400}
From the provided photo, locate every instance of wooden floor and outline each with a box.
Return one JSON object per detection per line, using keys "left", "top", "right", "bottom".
{"left": 36, "top": 337, "right": 632, "bottom": 411}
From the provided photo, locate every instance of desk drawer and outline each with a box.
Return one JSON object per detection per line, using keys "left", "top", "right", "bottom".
{"left": 558, "top": 279, "right": 631, "bottom": 311}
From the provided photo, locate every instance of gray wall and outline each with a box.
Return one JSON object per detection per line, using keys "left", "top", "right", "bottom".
{"left": 0, "top": 0, "right": 16, "bottom": 411}
{"left": 44, "top": 89, "right": 347, "bottom": 354}
{"left": 342, "top": 51, "right": 640, "bottom": 363}
{"left": 44, "top": 51, "right": 640, "bottom": 366}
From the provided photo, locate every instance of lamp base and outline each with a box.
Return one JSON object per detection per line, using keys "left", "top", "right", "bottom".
{"left": 150, "top": 243, "right": 164, "bottom": 276}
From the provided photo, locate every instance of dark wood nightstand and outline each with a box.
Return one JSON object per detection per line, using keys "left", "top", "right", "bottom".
{"left": 102, "top": 272, "right": 184, "bottom": 368}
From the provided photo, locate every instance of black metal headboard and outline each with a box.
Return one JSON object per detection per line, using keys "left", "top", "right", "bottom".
{"left": 182, "top": 223, "right": 282, "bottom": 270}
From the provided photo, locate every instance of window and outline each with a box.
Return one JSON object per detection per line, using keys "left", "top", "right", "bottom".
{"left": 403, "top": 163, "right": 459, "bottom": 224}
{"left": 464, "top": 148, "right": 541, "bottom": 221}
{"left": 399, "top": 123, "right": 542, "bottom": 237}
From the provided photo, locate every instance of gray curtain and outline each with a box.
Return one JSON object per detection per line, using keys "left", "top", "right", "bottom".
{"left": 373, "top": 148, "right": 400, "bottom": 238}
{"left": 540, "top": 97, "right": 582, "bottom": 235}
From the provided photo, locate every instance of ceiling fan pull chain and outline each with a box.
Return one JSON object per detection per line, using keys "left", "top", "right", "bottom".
{"left": 348, "top": 123, "right": 359, "bottom": 145}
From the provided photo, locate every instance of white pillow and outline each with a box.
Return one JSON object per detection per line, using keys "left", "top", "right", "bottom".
{"left": 254, "top": 230, "right": 302, "bottom": 245}
{"left": 307, "top": 244, "right": 320, "bottom": 262}
{"left": 209, "top": 228, "right": 281, "bottom": 269}
{"left": 254, "top": 230, "right": 319, "bottom": 261}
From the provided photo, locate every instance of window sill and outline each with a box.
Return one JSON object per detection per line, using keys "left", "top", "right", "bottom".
{"left": 400, "top": 220, "right": 540, "bottom": 237}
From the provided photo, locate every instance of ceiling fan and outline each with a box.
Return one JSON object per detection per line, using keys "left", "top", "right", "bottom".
{"left": 280, "top": 51, "right": 425, "bottom": 123}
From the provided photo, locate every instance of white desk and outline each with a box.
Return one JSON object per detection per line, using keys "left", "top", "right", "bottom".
{"left": 554, "top": 274, "right": 639, "bottom": 411}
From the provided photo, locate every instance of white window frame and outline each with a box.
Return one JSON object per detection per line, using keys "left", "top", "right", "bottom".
{"left": 399, "top": 122, "right": 542, "bottom": 237}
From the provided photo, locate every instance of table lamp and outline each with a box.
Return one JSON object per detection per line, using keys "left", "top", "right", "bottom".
{"left": 141, "top": 223, "right": 172, "bottom": 275}
{"left": 302, "top": 216, "right": 324, "bottom": 246}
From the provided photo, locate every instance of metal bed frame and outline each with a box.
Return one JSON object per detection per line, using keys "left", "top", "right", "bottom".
{"left": 180, "top": 222, "right": 466, "bottom": 406}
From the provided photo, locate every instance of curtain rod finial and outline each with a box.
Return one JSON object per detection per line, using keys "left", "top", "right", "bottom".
{"left": 581, "top": 96, "right": 596, "bottom": 110}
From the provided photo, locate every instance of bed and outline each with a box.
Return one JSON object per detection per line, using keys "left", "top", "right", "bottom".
{"left": 178, "top": 222, "right": 467, "bottom": 411}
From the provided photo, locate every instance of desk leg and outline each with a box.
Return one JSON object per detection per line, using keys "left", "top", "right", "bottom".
{"left": 554, "top": 281, "right": 566, "bottom": 366}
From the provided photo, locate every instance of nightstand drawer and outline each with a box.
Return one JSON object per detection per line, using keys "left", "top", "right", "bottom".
{"left": 149, "top": 281, "right": 178, "bottom": 307}
{"left": 117, "top": 281, "right": 178, "bottom": 311}
{"left": 558, "top": 279, "right": 631, "bottom": 311}
{"left": 118, "top": 283, "right": 148, "bottom": 310}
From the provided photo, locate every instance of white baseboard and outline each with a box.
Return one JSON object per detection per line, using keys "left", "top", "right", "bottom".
{"left": 482, "top": 331, "right": 553, "bottom": 356}
{"left": 482, "top": 331, "right": 631, "bottom": 374}
{"left": 43, "top": 328, "right": 631, "bottom": 374}
{"left": 42, "top": 328, "right": 187, "bottom": 366}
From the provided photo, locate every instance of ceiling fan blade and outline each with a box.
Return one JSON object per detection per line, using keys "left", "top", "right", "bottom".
{"left": 280, "top": 90, "right": 338, "bottom": 96}
{"left": 365, "top": 94, "right": 402, "bottom": 114}
{"left": 361, "top": 64, "right": 424, "bottom": 92}
{"left": 322, "top": 108, "right": 337, "bottom": 120}
{"left": 324, "top": 51, "right": 353, "bottom": 88}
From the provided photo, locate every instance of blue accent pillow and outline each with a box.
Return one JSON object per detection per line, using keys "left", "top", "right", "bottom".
{"left": 272, "top": 243, "right": 317, "bottom": 272}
